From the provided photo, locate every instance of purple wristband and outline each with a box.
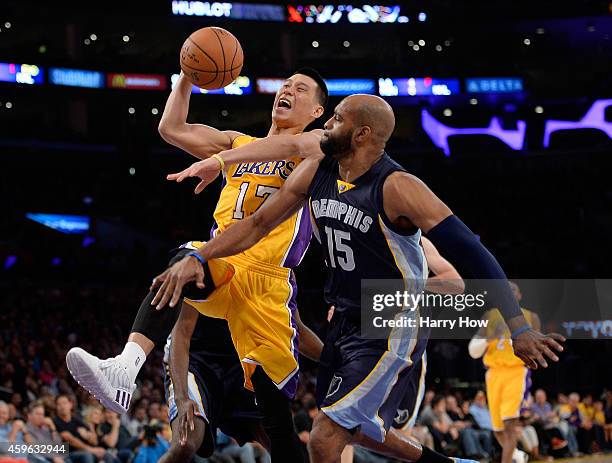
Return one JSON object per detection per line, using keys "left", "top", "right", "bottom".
{"left": 511, "top": 325, "right": 531, "bottom": 339}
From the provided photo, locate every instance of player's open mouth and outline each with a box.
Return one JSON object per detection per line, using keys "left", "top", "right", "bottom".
{"left": 277, "top": 97, "right": 292, "bottom": 109}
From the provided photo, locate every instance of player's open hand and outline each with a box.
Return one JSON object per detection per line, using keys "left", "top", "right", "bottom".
{"left": 150, "top": 256, "right": 205, "bottom": 309}
{"left": 176, "top": 398, "right": 198, "bottom": 446}
{"left": 167, "top": 157, "right": 221, "bottom": 194}
{"left": 512, "top": 329, "right": 565, "bottom": 369}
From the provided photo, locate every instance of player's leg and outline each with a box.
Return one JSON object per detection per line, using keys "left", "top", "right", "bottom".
{"left": 158, "top": 416, "right": 206, "bottom": 463}
{"left": 250, "top": 366, "right": 305, "bottom": 461}
{"left": 495, "top": 367, "right": 530, "bottom": 463}
{"left": 352, "top": 428, "right": 469, "bottom": 463}
{"left": 65, "top": 284, "right": 177, "bottom": 413}
{"left": 498, "top": 418, "right": 522, "bottom": 463}
{"left": 66, "top": 243, "right": 227, "bottom": 413}
{"left": 308, "top": 411, "right": 354, "bottom": 463}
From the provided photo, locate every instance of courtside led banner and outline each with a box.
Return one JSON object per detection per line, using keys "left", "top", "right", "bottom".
{"left": 379, "top": 78, "right": 460, "bottom": 97}
{"left": 49, "top": 68, "right": 104, "bottom": 88}
{"left": 325, "top": 79, "right": 376, "bottom": 95}
{"left": 170, "top": 2, "right": 408, "bottom": 23}
{"left": 0, "top": 63, "right": 44, "bottom": 85}
{"left": 287, "top": 4, "right": 407, "bottom": 24}
{"left": 107, "top": 73, "right": 167, "bottom": 90}
{"left": 171, "top": 1, "right": 286, "bottom": 21}
{"left": 170, "top": 74, "right": 252, "bottom": 95}
{"left": 466, "top": 78, "right": 523, "bottom": 94}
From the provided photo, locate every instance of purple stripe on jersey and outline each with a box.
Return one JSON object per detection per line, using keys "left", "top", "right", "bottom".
{"left": 520, "top": 369, "right": 532, "bottom": 414}
{"left": 281, "top": 273, "right": 300, "bottom": 399}
{"left": 209, "top": 221, "right": 218, "bottom": 240}
{"left": 283, "top": 204, "right": 313, "bottom": 268}
{"left": 209, "top": 175, "right": 227, "bottom": 238}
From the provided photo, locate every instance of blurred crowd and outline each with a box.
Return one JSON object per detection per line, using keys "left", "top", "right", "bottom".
{"left": 1, "top": 283, "right": 611, "bottom": 463}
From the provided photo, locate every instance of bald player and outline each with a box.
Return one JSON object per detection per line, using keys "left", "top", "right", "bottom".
{"left": 155, "top": 94, "right": 564, "bottom": 463}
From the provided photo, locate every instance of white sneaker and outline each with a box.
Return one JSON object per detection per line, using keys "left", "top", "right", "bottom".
{"left": 66, "top": 347, "right": 136, "bottom": 414}
{"left": 512, "top": 449, "right": 528, "bottom": 463}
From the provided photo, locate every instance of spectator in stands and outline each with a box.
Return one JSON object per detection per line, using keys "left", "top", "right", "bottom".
{"left": 25, "top": 400, "right": 64, "bottom": 463}
{"left": 147, "top": 402, "right": 161, "bottom": 422}
{"left": 531, "top": 389, "right": 577, "bottom": 456}
{"left": 214, "top": 429, "right": 270, "bottom": 463}
{"left": 98, "top": 409, "right": 136, "bottom": 463}
{"left": 420, "top": 395, "right": 460, "bottom": 454}
{"left": 446, "top": 395, "right": 492, "bottom": 459}
{"left": 421, "top": 390, "right": 435, "bottom": 417}
{"left": 468, "top": 391, "right": 493, "bottom": 432}
{"left": 294, "top": 398, "right": 318, "bottom": 459}
{"left": 125, "top": 403, "right": 148, "bottom": 437}
{"left": 133, "top": 422, "right": 169, "bottom": 463}
{"left": 158, "top": 404, "right": 170, "bottom": 425}
{"left": 53, "top": 394, "right": 108, "bottom": 463}
{"left": 592, "top": 401, "right": 609, "bottom": 450}
{"left": 566, "top": 392, "right": 600, "bottom": 453}
{"left": 0, "top": 400, "right": 26, "bottom": 456}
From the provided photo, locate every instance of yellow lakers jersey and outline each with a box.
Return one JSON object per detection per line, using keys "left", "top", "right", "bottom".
{"left": 483, "top": 308, "right": 536, "bottom": 369}
{"left": 211, "top": 135, "right": 312, "bottom": 267}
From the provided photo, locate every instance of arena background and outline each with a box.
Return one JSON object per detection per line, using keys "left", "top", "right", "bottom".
{"left": 1, "top": 1, "right": 611, "bottom": 462}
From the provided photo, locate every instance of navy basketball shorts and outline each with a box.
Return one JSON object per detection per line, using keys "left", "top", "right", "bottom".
{"left": 391, "top": 353, "right": 427, "bottom": 431}
{"left": 164, "top": 350, "right": 262, "bottom": 457}
{"left": 316, "top": 310, "right": 427, "bottom": 442}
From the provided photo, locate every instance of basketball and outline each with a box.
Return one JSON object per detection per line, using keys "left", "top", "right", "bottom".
{"left": 180, "top": 27, "right": 243, "bottom": 90}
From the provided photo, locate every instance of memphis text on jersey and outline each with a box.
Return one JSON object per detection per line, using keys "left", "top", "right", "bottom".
{"left": 311, "top": 198, "right": 374, "bottom": 232}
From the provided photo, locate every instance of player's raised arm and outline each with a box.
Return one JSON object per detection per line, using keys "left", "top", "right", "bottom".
{"left": 382, "top": 172, "right": 565, "bottom": 368}
{"left": 158, "top": 72, "right": 243, "bottom": 159}
{"left": 151, "top": 155, "right": 321, "bottom": 309}
{"left": 166, "top": 130, "right": 324, "bottom": 193}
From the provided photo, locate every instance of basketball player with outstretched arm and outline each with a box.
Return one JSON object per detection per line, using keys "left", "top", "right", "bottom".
{"left": 154, "top": 94, "right": 565, "bottom": 463}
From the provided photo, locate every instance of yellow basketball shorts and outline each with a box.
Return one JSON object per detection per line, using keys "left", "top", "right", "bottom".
{"left": 485, "top": 365, "right": 531, "bottom": 431}
{"left": 181, "top": 242, "right": 300, "bottom": 399}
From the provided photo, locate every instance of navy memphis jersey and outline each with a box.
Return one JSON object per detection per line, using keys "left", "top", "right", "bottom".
{"left": 308, "top": 153, "right": 428, "bottom": 315}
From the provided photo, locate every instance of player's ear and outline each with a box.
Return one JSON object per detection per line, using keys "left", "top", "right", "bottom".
{"left": 312, "top": 104, "right": 324, "bottom": 119}
{"left": 354, "top": 126, "right": 371, "bottom": 142}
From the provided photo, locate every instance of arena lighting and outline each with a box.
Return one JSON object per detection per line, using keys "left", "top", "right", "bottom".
{"left": 421, "top": 109, "right": 526, "bottom": 156}
{"left": 4, "top": 255, "right": 17, "bottom": 270}
{"left": 0, "top": 62, "right": 44, "bottom": 85}
{"left": 49, "top": 67, "right": 104, "bottom": 88}
{"left": 379, "top": 78, "right": 460, "bottom": 97}
{"left": 107, "top": 73, "right": 167, "bottom": 90}
{"left": 543, "top": 99, "right": 612, "bottom": 148}
{"left": 171, "top": 1, "right": 286, "bottom": 21}
{"left": 466, "top": 77, "right": 523, "bottom": 94}
{"left": 170, "top": 74, "right": 252, "bottom": 95}
{"left": 26, "top": 213, "right": 90, "bottom": 234}
{"left": 287, "top": 4, "right": 407, "bottom": 24}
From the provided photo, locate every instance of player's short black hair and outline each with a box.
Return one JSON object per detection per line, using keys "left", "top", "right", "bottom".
{"left": 293, "top": 67, "right": 328, "bottom": 109}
